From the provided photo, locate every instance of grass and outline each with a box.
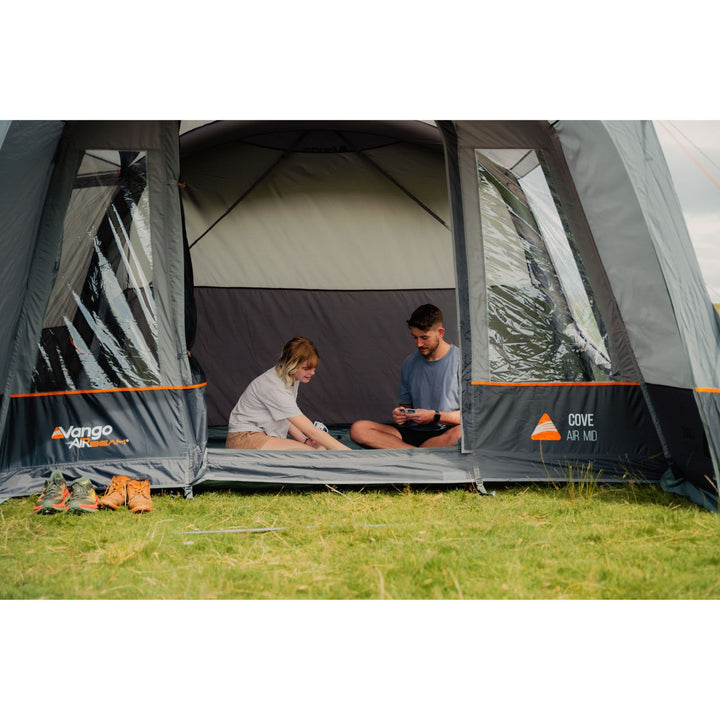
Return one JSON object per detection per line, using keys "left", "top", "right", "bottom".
{"left": 1, "top": 481, "right": 719, "bottom": 600}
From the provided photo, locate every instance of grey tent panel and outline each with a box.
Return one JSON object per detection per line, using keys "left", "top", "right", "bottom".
{"left": 0, "top": 121, "right": 64, "bottom": 387}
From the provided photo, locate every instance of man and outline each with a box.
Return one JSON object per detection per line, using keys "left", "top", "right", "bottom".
{"left": 350, "top": 304, "right": 461, "bottom": 449}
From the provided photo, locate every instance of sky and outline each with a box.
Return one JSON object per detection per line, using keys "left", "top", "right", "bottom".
{"left": 656, "top": 121, "right": 720, "bottom": 302}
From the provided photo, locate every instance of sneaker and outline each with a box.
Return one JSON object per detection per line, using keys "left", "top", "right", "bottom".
{"left": 98, "top": 475, "right": 129, "bottom": 510}
{"left": 33, "top": 470, "right": 70, "bottom": 514}
{"left": 127, "top": 478, "right": 153, "bottom": 513}
{"left": 66, "top": 477, "right": 99, "bottom": 514}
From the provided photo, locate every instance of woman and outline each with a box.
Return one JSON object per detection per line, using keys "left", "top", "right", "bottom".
{"left": 225, "top": 337, "right": 351, "bottom": 450}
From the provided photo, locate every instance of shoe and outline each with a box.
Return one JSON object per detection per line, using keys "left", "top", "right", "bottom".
{"left": 127, "top": 478, "right": 153, "bottom": 513}
{"left": 98, "top": 475, "right": 128, "bottom": 510}
{"left": 67, "top": 477, "right": 99, "bottom": 514}
{"left": 33, "top": 470, "right": 70, "bottom": 514}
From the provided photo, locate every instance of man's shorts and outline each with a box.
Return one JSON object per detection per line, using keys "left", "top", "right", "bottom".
{"left": 226, "top": 431, "right": 268, "bottom": 450}
{"left": 397, "top": 425, "right": 451, "bottom": 447}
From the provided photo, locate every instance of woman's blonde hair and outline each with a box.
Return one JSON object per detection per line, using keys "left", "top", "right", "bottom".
{"left": 275, "top": 337, "right": 319, "bottom": 388}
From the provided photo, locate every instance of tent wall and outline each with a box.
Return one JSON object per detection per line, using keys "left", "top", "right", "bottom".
{"left": 556, "top": 121, "right": 697, "bottom": 388}
{"left": 0, "top": 121, "right": 64, "bottom": 394}
{"left": 557, "top": 121, "right": 719, "bottom": 505}
{"left": 192, "top": 287, "right": 457, "bottom": 427}
{"left": 0, "top": 121, "right": 206, "bottom": 500}
{"left": 443, "top": 120, "right": 716, "bottom": 502}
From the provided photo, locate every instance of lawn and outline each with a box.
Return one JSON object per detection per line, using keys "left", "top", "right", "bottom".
{"left": 1, "top": 481, "right": 718, "bottom": 600}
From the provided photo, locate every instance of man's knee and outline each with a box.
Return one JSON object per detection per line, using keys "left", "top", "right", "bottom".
{"left": 445, "top": 425, "right": 462, "bottom": 444}
{"left": 349, "top": 420, "right": 370, "bottom": 444}
{"left": 421, "top": 425, "right": 461, "bottom": 447}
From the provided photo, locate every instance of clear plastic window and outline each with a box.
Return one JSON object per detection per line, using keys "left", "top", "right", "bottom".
{"left": 476, "top": 149, "right": 611, "bottom": 382}
{"left": 32, "top": 150, "right": 160, "bottom": 391}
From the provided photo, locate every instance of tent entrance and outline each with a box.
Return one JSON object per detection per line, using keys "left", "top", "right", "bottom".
{"left": 180, "top": 121, "right": 458, "bottom": 433}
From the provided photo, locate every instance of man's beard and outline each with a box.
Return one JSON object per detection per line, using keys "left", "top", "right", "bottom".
{"left": 420, "top": 338, "right": 440, "bottom": 357}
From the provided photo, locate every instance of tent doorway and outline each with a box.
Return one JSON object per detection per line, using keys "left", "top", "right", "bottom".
{"left": 179, "top": 121, "right": 458, "bottom": 438}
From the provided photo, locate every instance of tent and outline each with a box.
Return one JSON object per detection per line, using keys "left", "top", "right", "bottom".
{"left": 1, "top": 120, "right": 719, "bottom": 510}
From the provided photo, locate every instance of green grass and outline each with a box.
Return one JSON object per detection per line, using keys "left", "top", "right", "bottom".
{"left": 1, "top": 482, "right": 719, "bottom": 599}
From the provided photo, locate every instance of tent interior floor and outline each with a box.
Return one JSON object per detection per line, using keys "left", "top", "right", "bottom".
{"left": 207, "top": 425, "right": 364, "bottom": 450}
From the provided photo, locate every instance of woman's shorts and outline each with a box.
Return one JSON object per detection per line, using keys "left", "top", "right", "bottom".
{"left": 225, "top": 431, "right": 268, "bottom": 450}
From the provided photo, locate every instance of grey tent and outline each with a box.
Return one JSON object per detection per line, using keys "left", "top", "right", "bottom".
{"left": 1, "top": 120, "right": 718, "bottom": 509}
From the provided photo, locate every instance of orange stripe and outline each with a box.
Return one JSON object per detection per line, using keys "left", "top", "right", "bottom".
{"left": 11, "top": 382, "right": 207, "bottom": 399}
{"left": 697, "top": 387, "right": 720, "bottom": 394}
{"left": 471, "top": 381, "right": 640, "bottom": 387}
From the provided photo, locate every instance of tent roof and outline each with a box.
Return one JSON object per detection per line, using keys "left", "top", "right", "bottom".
{"left": 178, "top": 120, "right": 444, "bottom": 156}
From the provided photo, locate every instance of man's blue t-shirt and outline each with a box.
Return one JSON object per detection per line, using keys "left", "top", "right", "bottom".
{"left": 397, "top": 344, "right": 460, "bottom": 432}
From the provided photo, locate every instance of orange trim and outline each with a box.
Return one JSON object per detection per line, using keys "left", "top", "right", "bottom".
{"left": 11, "top": 382, "right": 207, "bottom": 399}
{"left": 471, "top": 381, "right": 640, "bottom": 387}
{"left": 697, "top": 387, "right": 720, "bottom": 394}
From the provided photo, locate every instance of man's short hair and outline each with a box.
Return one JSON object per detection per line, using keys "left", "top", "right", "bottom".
{"left": 407, "top": 304, "right": 444, "bottom": 331}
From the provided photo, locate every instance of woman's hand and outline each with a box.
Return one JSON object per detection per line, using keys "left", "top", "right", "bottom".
{"left": 289, "top": 414, "right": 351, "bottom": 450}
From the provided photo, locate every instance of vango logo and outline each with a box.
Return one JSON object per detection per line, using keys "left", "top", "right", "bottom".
{"left": 51, "top": 424, "right": 129, "bottom": 449}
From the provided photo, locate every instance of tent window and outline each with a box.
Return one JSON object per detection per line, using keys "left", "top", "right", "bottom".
{"left": 476, "top": 149, "right": 611, "bottom": 382}
{"left": 31, "top": 150, "right": 160, "bottom": 392}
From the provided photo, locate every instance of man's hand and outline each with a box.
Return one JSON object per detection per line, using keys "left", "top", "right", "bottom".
{"left": 392, "top": 406, "right": 409, "bottom": 425}
{"left": 394, "top": 407, "right": 437, "bottom": 425}
{"left": 408, "top": 408, "right": 436, "bottom": 425}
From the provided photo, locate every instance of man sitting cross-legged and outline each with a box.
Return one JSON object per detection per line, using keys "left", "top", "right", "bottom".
{"left": 350, "top": 304, "right": 461, "bottom": 449}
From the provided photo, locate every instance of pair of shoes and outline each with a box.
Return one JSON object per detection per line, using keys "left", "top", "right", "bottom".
{"left": 98, "top": 475, "right": 153, "bottom": 513}
{"left": 33, "top": 471, "right": 99, "bottom": 514}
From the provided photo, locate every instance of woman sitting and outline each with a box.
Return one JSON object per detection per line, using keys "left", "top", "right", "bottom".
{"left": 225, "top": 337, "right": 351, "bottom": 451}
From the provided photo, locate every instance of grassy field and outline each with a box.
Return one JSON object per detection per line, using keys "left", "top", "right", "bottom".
{"left": 1, "top": 480, "right": 719, "bottom": 600}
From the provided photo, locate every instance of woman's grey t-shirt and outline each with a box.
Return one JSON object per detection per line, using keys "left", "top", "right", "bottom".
{"left": 228, "top": 368, "right": 301, "bottom": 437}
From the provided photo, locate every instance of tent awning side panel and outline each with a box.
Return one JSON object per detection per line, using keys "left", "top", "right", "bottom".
{"left": 556, "top": 120, "right": 695, "bottom": 389}
{"left": 0, "top": 121, "right": 205, "bottom": 494}
{"left": 603, "top": 121, "right": 720, "bottom": 390}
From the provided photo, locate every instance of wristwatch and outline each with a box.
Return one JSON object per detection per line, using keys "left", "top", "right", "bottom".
{"left": 433, "top": 410, "right": 441, "bottom": 424}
